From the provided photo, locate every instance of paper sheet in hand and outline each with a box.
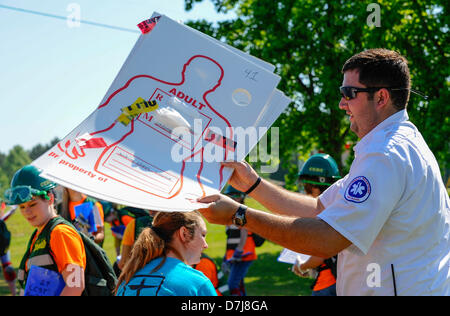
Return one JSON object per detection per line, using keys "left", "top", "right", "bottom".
{"left": 277, "top": 248, "right": 311, "bottom": 265}
{"left": 32, "top": 14, "right": 291, "bottom": 212}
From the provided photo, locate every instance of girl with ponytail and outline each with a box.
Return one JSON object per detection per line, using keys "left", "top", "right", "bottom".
{"left": 115, "top": 211, "right": 216, "bottom": 296}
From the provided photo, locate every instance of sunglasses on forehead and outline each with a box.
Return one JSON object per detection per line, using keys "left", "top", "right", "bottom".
{"left": 339, "top": 86, "right": 429, "bottom": 101}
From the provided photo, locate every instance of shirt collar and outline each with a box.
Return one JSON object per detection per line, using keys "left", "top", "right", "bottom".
{"left": 354, "top": 110, "right": 409, "bottom": 152}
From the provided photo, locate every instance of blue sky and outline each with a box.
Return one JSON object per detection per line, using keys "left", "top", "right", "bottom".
{"left": 0, "top": 0, "right": 235, "bottom": 153}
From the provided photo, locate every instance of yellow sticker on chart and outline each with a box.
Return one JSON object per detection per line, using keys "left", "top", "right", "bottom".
{"left": 122, "top": 97, "right": 159, "bottom": 116}
{"left": 117, "top": 113, "right": 133, "bottom": 126}
{"left": 117, "top": 97, "right": 159, "bottom": 126}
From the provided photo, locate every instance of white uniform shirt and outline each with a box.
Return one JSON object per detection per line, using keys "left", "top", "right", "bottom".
{"left": 318, "top": 110, "right": 450, "bottom": 296}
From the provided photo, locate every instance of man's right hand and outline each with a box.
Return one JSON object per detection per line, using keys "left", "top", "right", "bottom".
{"left": 221, "top": 161, "right": 260, "bottom": 194}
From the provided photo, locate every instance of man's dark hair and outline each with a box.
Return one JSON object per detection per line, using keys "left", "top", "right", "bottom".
{"left": 342, "top": 48, "right": 411, "bottom": 110}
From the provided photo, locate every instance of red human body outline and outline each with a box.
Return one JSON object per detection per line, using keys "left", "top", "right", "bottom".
{"left": 64, "top": 55, "right": 232, "bottom": 200}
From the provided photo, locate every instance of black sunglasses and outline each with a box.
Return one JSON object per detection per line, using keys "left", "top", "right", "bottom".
{"left": 339, "top": 86, "right": 390, "bottom": 100}
{"left": 340, "top": 86, "right": 429, "bottom": 101}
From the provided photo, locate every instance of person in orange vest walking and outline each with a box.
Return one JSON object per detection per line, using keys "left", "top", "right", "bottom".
{"left": 223, "top": 186, "right": 257, "bottom": 296}
{"left": 291, "top": 153, "right": 341, "bottom": 296}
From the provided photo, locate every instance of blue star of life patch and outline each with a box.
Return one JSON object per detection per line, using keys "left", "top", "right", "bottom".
{"left": 345, "top": 176, "right": 371, "bottom": 203}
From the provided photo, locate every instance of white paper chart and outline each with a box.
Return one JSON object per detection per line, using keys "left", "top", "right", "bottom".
{"left": 33, "top": 14, "right": 292, "bottom": 211}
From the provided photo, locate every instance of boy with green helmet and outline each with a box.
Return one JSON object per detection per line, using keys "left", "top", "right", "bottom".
{"left": 294, "top": 153, "right": 341, "bottom": 296}
{"left": 4, "top": 165, "right": 87, "bottom": 296}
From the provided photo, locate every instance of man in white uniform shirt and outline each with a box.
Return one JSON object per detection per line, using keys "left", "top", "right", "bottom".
{"left": 197, "top": 49, "right": 450, "bottom": 296}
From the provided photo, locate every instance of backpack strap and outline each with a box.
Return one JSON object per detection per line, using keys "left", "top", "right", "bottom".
{"left": 18, "top": 229, "right": 38, "bottom": 289}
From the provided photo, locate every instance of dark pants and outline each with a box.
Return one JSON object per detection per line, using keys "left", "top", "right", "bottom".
{"left": 228, "top": 260, "right": 253, "bottom": 296}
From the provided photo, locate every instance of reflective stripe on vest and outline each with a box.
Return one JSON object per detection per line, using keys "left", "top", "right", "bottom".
{"left": 27, "top": 254, "right": 55, "bottom": 269}
{"left": 226, "top": 238, "right": 241, "bottom": 245}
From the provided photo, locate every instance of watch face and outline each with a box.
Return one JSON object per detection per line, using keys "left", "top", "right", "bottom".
{"left": 233, "top": 206, "right": 247, "bottom": 227}
{"left": 234, "top": 217, "right": 244, "bottom": 226}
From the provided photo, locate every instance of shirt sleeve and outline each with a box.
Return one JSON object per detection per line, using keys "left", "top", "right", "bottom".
{"left": 122, "top": 215, "right": 134, "bottom": 226}
{"left": 50, "top": 225, "right": 86, "bottom": 272}
{"left": 319, "top": 176, "right": 348, "bottom": 209}
{"left": 122, "top": 219, "right": 136, "bottom": 246}
{"left": 317, "top": 152, "right": 403, "bottom": 255}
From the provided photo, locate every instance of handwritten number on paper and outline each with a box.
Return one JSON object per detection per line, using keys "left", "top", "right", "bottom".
{"left": 244, "top": 69, "right": 258, "bottom": 82}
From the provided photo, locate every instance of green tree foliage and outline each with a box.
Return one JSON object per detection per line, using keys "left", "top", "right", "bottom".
{"left": 184, "top": 0, "right": 449, "bottom": 187}
{"left": 0, "top": 145, "right": 31, "bottom": 196}
{"left": 0, "top": 138, "right": 59, "bottom": 197}
{"left": 29, "top": 137, "right": 60, "bottom": 160}
{"left": 0, "top": 172, "right": 8, "bottom": 198}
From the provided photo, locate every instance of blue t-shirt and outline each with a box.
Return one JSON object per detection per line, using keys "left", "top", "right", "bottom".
{"left": 116, "top": 257, "right": 217, "bottom": 296}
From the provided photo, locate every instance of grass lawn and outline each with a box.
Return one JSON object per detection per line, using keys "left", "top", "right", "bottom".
{"left": 0, "top": 199, "right": 313, "bottom": 296}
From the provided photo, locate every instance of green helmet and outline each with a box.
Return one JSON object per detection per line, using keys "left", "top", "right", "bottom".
{"left": 4, "top": 165, "right": 56, "bottom": 205}
{"left": 298, "top": 154, "right": 341, "bottom": 186}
